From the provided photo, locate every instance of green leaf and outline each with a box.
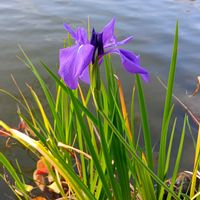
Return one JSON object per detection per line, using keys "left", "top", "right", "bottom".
{"left": 136, "top": 75, "right": 153, "bottom": 170}
{"left": 158, "top": 21, "right": 179, "bottom": 181}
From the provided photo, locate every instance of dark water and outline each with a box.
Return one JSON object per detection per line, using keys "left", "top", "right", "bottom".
{"left": 0, "top": 0, "right": 200, "bottom": 198}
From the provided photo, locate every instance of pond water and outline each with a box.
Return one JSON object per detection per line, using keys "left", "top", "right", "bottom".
{"left": 0, "top": 0, "right": 200, "bottom": 198}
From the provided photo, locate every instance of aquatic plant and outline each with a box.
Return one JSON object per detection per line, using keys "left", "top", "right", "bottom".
{"left": 59, "top": 18, "right": 148, "bottom": 89}
{"left": 0, "top": 19, "right": 200, "bottom": 200}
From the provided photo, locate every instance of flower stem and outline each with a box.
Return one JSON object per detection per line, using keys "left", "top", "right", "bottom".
{"left": 90, "top": 60, "right": 102, "bottom": 110}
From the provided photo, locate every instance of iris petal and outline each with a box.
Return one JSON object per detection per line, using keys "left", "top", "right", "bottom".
{"left": 116, "top": 36, "right": 133, "bottom": 46}
{"left": 74, "top": 44, "right": 94, "bottom": 77}
{"left": 59, "top": 44, "right": 94, "bottom": 89}
{"left": 106, "top": 48, "right": 149, "bottom": 81}
{"left": 60, "top": 18, "right": 149, "bottom": 89}
{"left": 79, "top": 67, "right": 90, "bottom": 84}
{"left": 101, "top": 18, "right": 116, "bottom": 46}
{"left": 118, "top": 49, "right": 149, "bottom": 81}
{"left": 59, "top": 45, "right": 79, "bottom": 89}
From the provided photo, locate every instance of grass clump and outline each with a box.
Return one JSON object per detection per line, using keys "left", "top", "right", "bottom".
{"left": 0, "top": 20, "right": 200, "bottom": 200}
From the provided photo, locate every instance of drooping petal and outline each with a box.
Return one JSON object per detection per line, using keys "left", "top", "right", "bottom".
{"left": 140, "top": 72, "right": 150, "bottom": 82}
{"left": 73, "top": 44, "right": 94, "bottom": 77}
{"left": 59, "top": 45, "right": 79, "bottom": 89}
{"left": 64, "top": 23, "right": 77, "bottom": 40}
{"left": 59, "top": 44, "right": 94, "bottom": 89}
{"left": 119, "top": 49, "right": 149, "bottom": 81}
{"left": 79, "top": 66, "right": 90, "bottom": 84}
{"left": 101, "top": 18, "right": 116, "bottom": 46}
{"left": 107, "top": 48, "right": 149, "bottom": 81}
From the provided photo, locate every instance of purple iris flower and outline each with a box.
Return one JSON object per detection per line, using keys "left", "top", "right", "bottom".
{"left": 59, "top": 18, "right": 149, "bottom": 89}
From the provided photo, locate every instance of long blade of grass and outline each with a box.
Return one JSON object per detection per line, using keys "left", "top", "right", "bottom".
{"left": 115, "top": 75, "right": 133, "bottom": 142}
{"left": 40, "top": 54, "right": 179, "bottom": 199}
{"left": 11, "top": 75, "right": 37, "bottom": 127}
{"left": 71, "top": 105, "right": 113, "bottom": 199}
{"left": 98, "top": 111, "right": 179, "bottom": 199}
{"left": 158, "top": 21, "right": 179, "bottom": 181}
{"left": 136, "top": 75, "right": 153, "bottom": 170}
{"left": 40, "top": 63, "right": 113, "bottom": 198}
{"left": 159, "top": 115, "right": 176, "bottom": 198}
{"left": 0, "top": 153, "right": 29, "bottom": 200}
{"left": 166, "top": 115, "right": 187, "bottom": 200}
{"left": 27, "top": 85, "right": 53, "bottom": 134}
{"left": 131, "top": 84, "right": 136, "bottom": 142}
{"left": 0, "top": 89, "right": 27, "bottom": 111}
{"left": 190, "top": 125, "right": 200, "bottom": 197}
{"left": 97, "top": 111, "right": 122, "bottom": 199}
{"left": 41, "top": 61, "right": 98, "bottom": 126}
{"left": 165, "top": 115, "right": 176, "bottom": 175}
{"left": 18, "top": 47, "right": 64, "bottom": 140}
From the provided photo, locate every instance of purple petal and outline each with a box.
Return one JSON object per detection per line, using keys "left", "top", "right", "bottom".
{"left": 140, "top": 73, "right": 150, "bottom": 82}
{"left": 101, "top": 18, "right": 116, "bottom": 46}
{"left": 64, "top": 23, "right": 77, "bottom": 40}
{"left": 107, "top": 48, "right": 149, "bottom": 81}
{"left": 104, "top": 36, "right": 133, "bottom": 49}
{"left": 79, "top": 66, "right": 90, "bottom": 84}
{"left": 59, "top": 44, "right": 94, "bottom": 89}
{"left": 73, "top": 44, "right": 94, "bottom": 77}
{"left": 116, "top": 36, "right": 133, "bottom": 46}
{"left": 59, "top": 45, "right": 79, "bottom": 89}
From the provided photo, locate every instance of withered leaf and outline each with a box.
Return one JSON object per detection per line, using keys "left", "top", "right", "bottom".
{"left": 191, "top": 76, "right": 200, "bottom": 96}
{"left": 31, "top": 197, "right": 46, "bottom": 200}
{"left": 0, "top": 128, "right": 10, "bottom": 137}
{"left": 36, "top": 158, "right": 49, "bottom": 175}
{"left": 47, "top": 182, "right": 61, "bottom": 194}
{"left": 33, "top": 169, "right": 46, "bottom": 191}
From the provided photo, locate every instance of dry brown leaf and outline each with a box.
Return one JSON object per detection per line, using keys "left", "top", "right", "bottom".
{"left": 47, "top": 174, "right": 54, "bottom": 183}
{"left": 33, "top": 169, "right": 46, "bottom": 191}
{"left": 0, "top": 128, "right": 10, "bottom": 137}
{"left": 191, "top": 76, "right": 200, "bottom": 96}
{"left": 31, "top": 197, "right": 46, "bottom": 200}
{"left": 18, "top": 120, "right": 36, "bottom": 137}
{"left": 36, "top": 158, "right": 49, "bottom": 175}
{"left": 48, "top": 182, "right": 61, "bottom": 194}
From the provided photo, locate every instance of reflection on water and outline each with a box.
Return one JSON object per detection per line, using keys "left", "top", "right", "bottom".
{"left": 0, "top": 0, "right": 200, "bottom": 198}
